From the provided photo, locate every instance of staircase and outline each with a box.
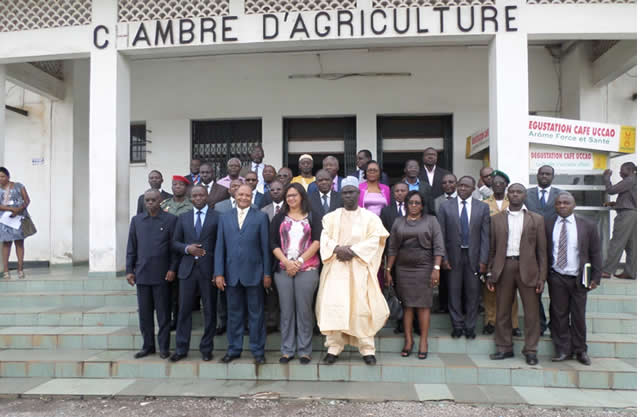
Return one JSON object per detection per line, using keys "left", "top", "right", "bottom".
{"left": 0, "top": 267, "right": 635, "bottom": 397}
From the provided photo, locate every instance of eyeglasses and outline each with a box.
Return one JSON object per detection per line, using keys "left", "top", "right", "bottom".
{"left": 407, "top": 201, "right": 422, "bottom": 206}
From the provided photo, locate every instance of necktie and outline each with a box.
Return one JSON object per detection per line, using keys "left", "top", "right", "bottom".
{"left": 556, "top": 218, "right": 568, "bottom": 269}
{"left": 195, "top": 210, "right": 203, "bottom": 238}
{"left": 460, "top": 200, "right": 469, "bottom": 247}
{"left": 397, "top": 202, "right": 403, "bottom": 216}
{"left": 275, "top": 204, "right": 281, "bottom": 214}
{"left": 540, "top": 189, "right": 547, "bottom": 209}
{"left": 238, "top": 209, "right": 246, "bottom": 229}
{"left": 322, "top": 194, "right": 329, "bottom": 213}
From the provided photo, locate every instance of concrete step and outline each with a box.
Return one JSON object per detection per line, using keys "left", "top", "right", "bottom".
{"left": 0, "top": 349, "right": 634, "bottom": 390}
{"left": 0, "top": 326, "right": 634, "bottom": 359}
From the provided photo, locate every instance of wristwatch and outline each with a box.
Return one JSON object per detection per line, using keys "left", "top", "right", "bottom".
{"left": 433, "top": 265, "right": 441, "bottom": 270}
{"left": 297, "top": 257, "right": 304, "bottom": 264}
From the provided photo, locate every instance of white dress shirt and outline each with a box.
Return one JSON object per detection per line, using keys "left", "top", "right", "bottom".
{"left": 252, "top": 162, "right": 265, "bottom": 188}
{"left": 457, "top": 197, "right": 472, "bottom": 225}
{"left": 395, "top": 201, "right": 405, "bottom": 216}
{"left": 506, "top": 207, "right": 526, "bottom": 256}
{"left": 424, "top": 165, "right": 435, "bottom": 186}
{"left": 538, "top": 186, "right": 551, "bottom": 204}
{"left": 192, "top": 205, "right": 208, "bottom": 227}
{"left": 201, "top": 182, "right": 213, "bottom": 194}
{"left": 272, "top": 201, "right": 283, "bottom": 214}
{"left": 552, "top": 214, "right": 579, "bottom": 276}
{"left": 445, "top": 191, "right": 457, "bottom": 200}
{"left": 237, "top": 206, "right": 249, "bottom": 228}
{"left": 319, "top": 191, "right": 331, "bottom": 208}
{"left": 230, "top": 197, "right": 236, "bottom": 209}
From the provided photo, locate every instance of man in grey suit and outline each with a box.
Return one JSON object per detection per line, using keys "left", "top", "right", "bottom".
{"left": 261, "top": 181, "right": 284, "bottom": 221}
{"left": 214, "top": 179, "right": 256, "bottom": 213}
{"left": 438, "top": 176, "right": 490, "bottom": 339}
{"left": 261, "top": 180, "right": 284, "bottom": 333}
{"left": 433, "top": 173, "right": 457, "bottom": 314}
{"left": 525, "top": 165, "right": 563, "bottom": 335}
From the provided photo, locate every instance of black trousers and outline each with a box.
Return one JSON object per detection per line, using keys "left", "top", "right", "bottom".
{"left": 169, "top": 279, "right": 179, "bottom": 323}
{"left": 448, "top": 249, "right": 481, "bottom": 330}
{"left": 175, "top": 266, "right": 218, "bottom": 355}
{"left": 136, "top": 283, "right": 171, "bottom": 353}
{"left": 548, "top": 270, "right": 588, "bottom": 354}
{"left": 438, "top": 269, "right": 449, "bottom": 312}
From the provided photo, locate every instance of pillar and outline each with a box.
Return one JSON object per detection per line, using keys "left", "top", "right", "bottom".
{"left": 72, "top": 59, "right": 90, "bottom": 263}
{"left": 489, "top": 29, "right": 529, "bottom": 186}
{"left": 89, "top": 1, "right": 131, "bottom": 273}
{"left": 0, "top": 64, "right": 5, "bottom": 166}
{"left": 560, "top": 42, "right": 606, "bottom": 122}
{"left": 263, "top": 113, "right": 283, "bottom": 169}
{"left": 356, "top": 111, "right": 377, "bottom": 161}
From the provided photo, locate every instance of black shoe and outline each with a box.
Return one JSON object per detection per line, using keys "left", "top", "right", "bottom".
{"left": 279, "top": 355, "right": 293, "bottom": 364}
{"left": 216, "top": 326, "right": 226, "bottom": 336}
{"left": 512, "top": 328, "right": 522, "bottom": 337}
{"left": 266, "top": 326, "right": 279, "bottom": 334}
{"left": 169, "top": 353, "right": 187, "bottom": 362}
{"left": 490, "top": 351, "right": 514, "bottom": 360}
{"left": 576, "top": 352, "right": 591, "bottom": 366}
{"left": 451, "top": 328, "right": 464, "bottom": 338}
{"left": 159, "top": 351, "right": 170, "bottom": 359}
{"left": 323, "top": 353, "right": 338, "bottom": 365}
{"left": 363, "top": 355, "right": 376, "bottom": 366}
{"left": 202, "top": 352, "right": 213, "bottom": 361}
{"left": 551, "top": 352, "right": 571, "bottom": 362}
{"left": 299, "top": 356, "right": 311, "bottom": 365}
{"left": 525, "top": 354, "right": 539, "bottom": 366}
{"left": 482, "top": 324, "right": 495, "bottom": 335}
{"left": 221, "top": 354, "right": 240, "bottom": 363}
{"left": 134, "top": 349, "right": 155, "bottom": 359}
{"left": 254, "top": 356, "right": 266, "bottom": 365}
{"left": 464, "top": 329, "right": 476, "bottom": 340}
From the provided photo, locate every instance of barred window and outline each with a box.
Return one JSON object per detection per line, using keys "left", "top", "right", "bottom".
{"left": 130, "top": 123, "right": 147, "bottom": 163}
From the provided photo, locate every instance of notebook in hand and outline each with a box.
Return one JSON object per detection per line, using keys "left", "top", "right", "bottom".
{"left": 581, "top": 263, "right": 592, "bottom": 288}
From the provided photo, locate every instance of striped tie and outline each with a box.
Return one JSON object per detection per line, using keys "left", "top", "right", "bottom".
{"left": 556, "top": 218, "right": 568, "bottom": 270}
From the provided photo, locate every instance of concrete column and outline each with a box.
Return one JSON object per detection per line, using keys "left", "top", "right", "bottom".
{"left": 488, "top": 30, "right": 530, "bottom": 186}
{"left": 356, "top": 111, "right": 377, "bottom": 160}
{"left": 0, "top": 64, "right": 5, "bottom": 166}
{"left": 561, "top": 42, "right": 606, "bottom": 122}
{"left": 72, "top": 59, "right": 90, "bottom": 264}
{"left": 262, "top": 113, "right": 282, "bottom": 169}
{"left": 89, "top": 0, "right": 130, "bottom": 273}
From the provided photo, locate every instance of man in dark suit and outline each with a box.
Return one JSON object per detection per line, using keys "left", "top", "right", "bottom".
{"left": 198, "top": 163, "right": 229, "bottom": 208}
{"left": 547, "top": 192, "right": 602, "bottom": 366}
{"left": 418, "top": 147, "right": 450, "bottom": 199}
{"left": 525, "top": 164, "right": 563, "bottom": 335}
{"left": 308, "top": 156, "right": 344, "bottom": 194}
{"left": 245, "top": 171, "right": 265, "bottom": 208}
{"left": 438, "top": 176, "right": 490, "bottom": 339}
{"left": 487, "top": 183, "right": 547, "bottom": 366}
{"left": 170, "top": 185, "right": 220, "bottom": 362}
{"left": 136, "top": 170, "right": 172, "bottom": 215}
{"left": 126, "top": 189, "right": 178, "bottom": 359}
{"left": 404, "top": 159, "right": 436, "bottom": 215}
{"left": 185, "top": 159, "right": 201, "bottom": 185}
{"left": 308, "top": 169, "right": 343, "bottom": 219}
{"left": 432, "top": 173, "right": 457, "bottom": 314}
{"left": 215, "top": 184, "right": 272, "bottom": 364}
{"left": 380, "top": 182, "right": 409, "bottom": 233}
{"left": 350, "top": 149, "right": 389, "bottom": 185}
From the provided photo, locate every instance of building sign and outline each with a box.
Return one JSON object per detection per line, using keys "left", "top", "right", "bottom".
{"left": 528, "top": 116, "right": 636, "bottom": 154}
{"left": 529, "top": 144, "right": 608, "bottom": 172}
{"left": 465, "top": 127, "right": 489, "bottom": 158}
{"left": 106, "top": 6, "right": 519, "bottom": 50}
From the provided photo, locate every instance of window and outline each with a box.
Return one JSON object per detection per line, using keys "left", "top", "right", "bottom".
{"left": 130, "top": 123, "right": 147, "bottom": 163}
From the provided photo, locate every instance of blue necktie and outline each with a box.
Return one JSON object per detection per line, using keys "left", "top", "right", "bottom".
{"left": 540, "top": 189, "right": 547, "bottom": 209}
{"left": 460, "top": 200, "right": 469, "bottom": 247}
{"left": 322, "top": 194, "right": 329, "bottom": 213}
{"left": 195, "top": 210, "right": 203, "bottom": 238}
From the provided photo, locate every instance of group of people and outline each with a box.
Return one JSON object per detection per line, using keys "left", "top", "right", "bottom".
{"left": 126, "top": 144, "right": 637, "bottom": 367}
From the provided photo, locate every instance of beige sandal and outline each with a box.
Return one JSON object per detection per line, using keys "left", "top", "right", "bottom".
{"left": 2, "top": 271, "right": 11, "bottom": 279}
{"left": 17, "top": 270, "right": 25, "bottom": 279}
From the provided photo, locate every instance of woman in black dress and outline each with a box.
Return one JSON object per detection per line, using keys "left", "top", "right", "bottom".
{"left": 385, "top": 191, "right": 445, "bottom": 359}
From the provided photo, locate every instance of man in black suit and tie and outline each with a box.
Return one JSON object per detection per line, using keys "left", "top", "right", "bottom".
{"left": 418, "top": 147, "right": 450, "bottom": 199}
{"left": 126, "top": 189, "right": 178, "bottom": 359}
{"left": 433, "top": 173, "right": 457, "bottom": 313}
{"left": 438, "top": 176, "right": 490, "bottom": 339}
{"left": 185, "top": 159, "right": 201, "bottom": 185}
{"left": 350, "top": 149, "right": 389, "bottom": 185}
{"left": 170, "top": 185, "right": 220, "bottom": 362}
{"left": 198, "top": 163, "right": 230, "bottom": 208}
{"left": 136, "top": 170, "right": 172, "bottom": 215}
{"left": 215, "top": 184, "right": 272, "bottom": 364}
{"left": 547, "top": 192, "right": 602, "bottom": 366}
{"left": 525, "top": 164, "right": 563, "bottom": 335}
{"left": 380, "top": 182, "right": 409, "bottom": 233}
{"left": 308, "top": 169, "right": 344, "bottom": 219}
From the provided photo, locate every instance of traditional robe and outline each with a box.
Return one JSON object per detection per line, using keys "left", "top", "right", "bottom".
{"left": 316, "top": 207, "right": 390, "bottom": 355}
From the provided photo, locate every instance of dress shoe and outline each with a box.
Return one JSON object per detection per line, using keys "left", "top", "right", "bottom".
{"left": 299, "top": 356, "right": 311, "bottom": 365}
{"left": 323, "top": 353, "right": 338, "bottom": 365}
{"left": 601, "top": 272, "right": 611, "bottom": 279}
{"left": 482, "top": 324, "right": 495, "bottom": 335}
{"left": 220, "top": 354, "right": 240, "bottom": 363}
{"left": 551, "top": 352, "right": 572, "bottom": 362}
{"left": 363, "top": 355, "right": 377, "bottom": 366}
{"left": 525, "top": 354, "right": 539, "bottom": 366}
{"left": 279, "top": 355, "right": 293, "bottom": 364}
{"left": 614, "top": 273, "right": 636, "bottom": 280}
{"left": 490, "top": 351, "right": 514, "bottom": 360}
{"left": 169, "top": 352, "right": 187, "bottom": 362}
{"left": 202, "top": 352, "right": 213, "bottom": 361}
{"left": 134, "top": 349, "right": 155, "bottom": 359}
{"left": 451, "top": 328, "right": 464, "bottom": 338}
{"left": 576, "top": 352, "right": 592, "bottom": 366}
{"left": 159, "top": 351, "right": 170, "bottom": 359}
{"left": 215, "top": 326, "right": 226, "bottom": 336}
{"left": 254, "top": 356, "right": 266, "bottom": 365}
{"left": 464, "top": 329, "right": 476, "bottom": 340}
{"left": 512, "top": 328, "right": 522, "bottom": 337}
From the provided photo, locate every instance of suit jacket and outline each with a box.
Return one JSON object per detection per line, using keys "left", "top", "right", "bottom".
{"left": 172, "top": 208, "right": 219, "bottom": 280}
{"left": 214, "top": 207, "right": 272, "bottom": 287}
{"left": 434, "top": 193, "right": 456, "bottom": 217}
{"left": 136, "top": 190, "right": 172, "bottom": 215}
{"left": 380, "top": 201, "right": 404, "bottom": 233}
{"left": 307, "top": 176, "right": 344, "bottom": 194}
{"left": 261, "top": 201, "right": 284, "bottom": 222}
{"left": 197, "top": 181, "right": 230, "bottom": 208}
{"left": 525, "top": 186, "right": 562, "bottom": 220}
{"left": 418, "top": 165, "right": 450, "bottom": 199}
{"left": 488, "top": 209, "right": 548, "bottom": 287}
{"left": 349, "top": 169, "right": 390, "bottom": 186}
{"left": 253, "top": 191, "right": 265, "bottom": 208}
{"left": 126, "top": 211, "right": 179, "bottom": 285}
{"left": 437, "top": 197, "right": 490, "bottom": 270}
{"left": 308, "top": 190, "right": 343, "bottom": 220}
{"left": 545, "top": 214, "right": 602, "bottom": 286}
{"left": 214, "top": 199, "right": 258, "bottom": 213}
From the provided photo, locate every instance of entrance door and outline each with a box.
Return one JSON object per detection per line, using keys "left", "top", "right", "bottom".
{"left": 283, "top": 117, "right": 357, "bottom": 177}
{"left": 377, "top": 115, "right": 453, "bottom": 184}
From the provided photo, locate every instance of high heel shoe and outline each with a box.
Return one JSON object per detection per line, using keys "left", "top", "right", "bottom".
{"left": 418, "top": 344, "right": 428, "bottom": 360}
{"left": 17, "top": 270, "right": 25, "bottom": 279}
{"left": 400, "top": 342, "right": 414, "bottom": 357}
{"left": 2, "top": 271, "right": 10, "bottom": 280}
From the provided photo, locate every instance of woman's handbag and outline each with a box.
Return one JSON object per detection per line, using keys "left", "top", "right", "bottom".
{"left": 21, "top": 216, "right": 37, "bottom": 238}
{"left": 383, "top": 286, "right": 403, "bottom": 321}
